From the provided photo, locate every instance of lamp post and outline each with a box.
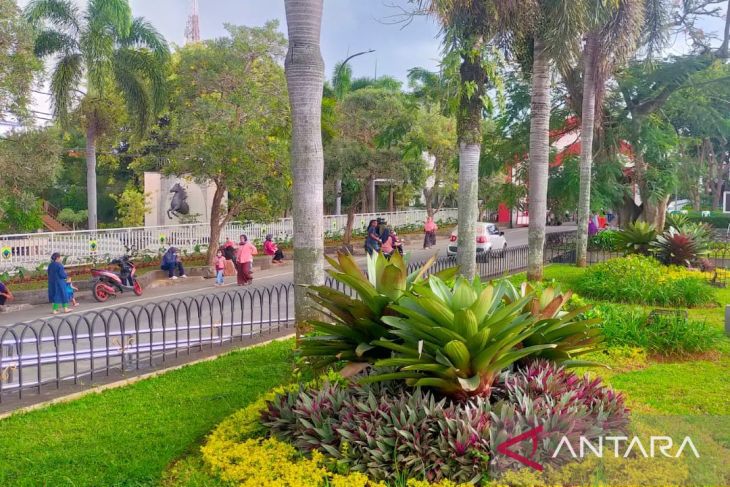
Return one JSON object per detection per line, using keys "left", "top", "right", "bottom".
{"left": 334, "top": 49, "right": 375, "bottom": 215}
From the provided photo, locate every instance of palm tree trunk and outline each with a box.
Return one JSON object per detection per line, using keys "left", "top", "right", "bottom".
{"left": 527, "top": 36, "right": 552, "bottom": 281}
{"left": 284, "top": 0, "right": 325, "bottom": 335}
{"left": 455, "top": 53, "right": 484, "bottom": 280}
{"left": 576, "top": 34, "right": 598, "bottom": 267}
{"left": 86, "top": 118, "right": 98, "bottom": 230}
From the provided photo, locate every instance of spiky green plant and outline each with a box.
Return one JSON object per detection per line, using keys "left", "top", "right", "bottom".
{"left": 616, "top": 221, "right": 657, "bottom": 255}
{"left": 298, "top": 252, "right": 458, "bottom": 369}
{"left": 362, "top": 277, "right": 556, "bottom": 399}
{"left": 502, "top": 282, "right": 604, "bottom": 365}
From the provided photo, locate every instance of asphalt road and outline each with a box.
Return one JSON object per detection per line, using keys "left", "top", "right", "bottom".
{"left": 0, "top": 225, "right": 574, "bottom": 326}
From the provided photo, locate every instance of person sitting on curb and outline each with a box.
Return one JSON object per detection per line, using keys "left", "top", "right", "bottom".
{"left": 0, "top": 280, "right": 13, "bottom": 311}
{"left": 161, "top": 247, "right": 187, "bottom": 279}
{"left": 264, "top": 234, "right": 285, "bottom": 264}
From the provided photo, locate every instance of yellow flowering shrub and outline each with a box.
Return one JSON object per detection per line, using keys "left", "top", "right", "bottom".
{"left": 201, "top": 390, "right": 472, "bottom": 487}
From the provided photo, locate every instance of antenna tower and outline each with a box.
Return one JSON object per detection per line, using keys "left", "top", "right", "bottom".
{"left": 185, "top": 0, "right": 201, "bottom": 44}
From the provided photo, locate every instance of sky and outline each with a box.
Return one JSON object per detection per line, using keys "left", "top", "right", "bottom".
{"left": 128, "top": 0, "right": 443, "bottom": 83}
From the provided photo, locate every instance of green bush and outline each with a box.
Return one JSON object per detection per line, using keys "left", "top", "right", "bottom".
{"left": 576, "top": 255, "right": 716, "bottom": 307}
{"left": 685, "top": 211, "right": 730, "bottom": 229}
{"left": 589, "top": 229, "right": 620, "bottom": 250}
{"left": 598, "top": 304, "right": 722, "bottom": 356}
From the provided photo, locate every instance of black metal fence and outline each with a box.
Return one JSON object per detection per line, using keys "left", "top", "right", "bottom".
{"left": 1, "top": 229, "right": 726, "bottom": 404}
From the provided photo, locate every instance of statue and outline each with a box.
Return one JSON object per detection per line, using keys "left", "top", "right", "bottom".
{"left": 167, "top": 183, "right": 190, "bottom": 220}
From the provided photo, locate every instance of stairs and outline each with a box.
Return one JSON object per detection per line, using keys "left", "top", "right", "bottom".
{"left": 41, "top": 201, "right": 71, "bottom": 232}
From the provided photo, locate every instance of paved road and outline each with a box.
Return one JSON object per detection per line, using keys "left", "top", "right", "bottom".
{"left": 0, "top": 225, "right": 574, "bottom": 326}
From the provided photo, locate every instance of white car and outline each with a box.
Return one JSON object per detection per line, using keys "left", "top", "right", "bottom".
{"left": 447, "top": 222, "right": 507, "bottom": 258}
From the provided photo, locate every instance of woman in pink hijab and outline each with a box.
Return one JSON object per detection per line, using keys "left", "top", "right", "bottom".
{"left": 423, "top": 216, "right": 438, "bottom": 249}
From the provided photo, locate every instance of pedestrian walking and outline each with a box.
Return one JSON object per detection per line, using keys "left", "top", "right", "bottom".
{"left": 161, "top": 247, "right": 187, "bottom": 279}
{"left": 214, "top": 249, "right": 226, "bottom": 286}
{"left": 423, "top": 216, "right": 438, "bottom": 249}
{"left": 236, "top": 234, "right": 257, "bottom": 285}
{"left": 264, "top": 234, "right": 285, "bottom": 264}
{"left": 66, "top": 278, "right": 79, "bottom": 307}
{"left": 365, "top": 219, "right": 381, "bottom": 256}
{"left": 47, "top": 252, "right": 70, "bottom": 314}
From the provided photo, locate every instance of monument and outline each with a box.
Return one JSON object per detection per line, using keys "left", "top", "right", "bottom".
{"left": 144, "top": 172, "right": 224, "bottom": 227}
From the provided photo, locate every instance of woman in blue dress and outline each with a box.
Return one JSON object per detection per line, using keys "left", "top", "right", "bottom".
{"left": 47, "top": 252, "right": 70, "bottom": 314}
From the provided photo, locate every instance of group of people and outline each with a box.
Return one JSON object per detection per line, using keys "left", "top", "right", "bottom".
{"left": 588, "top": 210, "right": 614, "bottom": 236}
{"left": 365, "top": 218, "right": 405, "bottom": 257}
{"left": 214, "top": 234, "right": 285, "bottom": 287}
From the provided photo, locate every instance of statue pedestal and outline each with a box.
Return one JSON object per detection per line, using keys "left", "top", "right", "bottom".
{"left": 144, "top": 172, "right": 224, "bottom": 227}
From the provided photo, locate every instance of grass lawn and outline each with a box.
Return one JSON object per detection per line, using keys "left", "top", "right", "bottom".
{"left": 0, "top": 338, "right": 297, "bottom": 486}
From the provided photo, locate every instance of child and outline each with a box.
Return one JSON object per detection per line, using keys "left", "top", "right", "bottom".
{"left": 214, "top": 249, "right": 226, "bottom": 286}
{"left": 66, "top": 278, "right": 79, "bottom": 307}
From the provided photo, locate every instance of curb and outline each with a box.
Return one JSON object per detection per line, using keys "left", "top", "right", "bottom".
{"left": 0, "top": 333, "right": 296, "bottom": 421}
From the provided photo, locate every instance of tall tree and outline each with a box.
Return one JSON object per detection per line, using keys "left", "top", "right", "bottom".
{"left": 26, "top": 0, "right": 169, "bottom": 229}
{"left": 575, "top": 0, "right": 644, "bottom": 266}
{"left": 497, "top": 1, "right": 587, "bottom": 280}
{"left": 0, "top": 0, "right": 38, "bottom": 116}
{"left": 165, "top": 23, "right": 290, "bottom": 265}
{"left": 284, "top": 0, "right": 326, "bottom": 332}
{"left": 421, "top": 0, "right": 501, "bottom": 279}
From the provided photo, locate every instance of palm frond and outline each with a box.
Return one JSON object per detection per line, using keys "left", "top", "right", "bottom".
{"left": 49, "top": 53, "right": 83, "bottom": 123}
{"left": 123, "top": 17, "right": 170, "bottom": 63}
{"left": 80, "top": 26, "right": 114, "bottom": 93}
{"left": 24, "top": 0, "right": 80, "bottom": 33}
{"left": 33, "top": 29, "right": 79, "bottom": 58}
{"left": 87, "top": 0, "right": 132, "bottom": 38}
{"left": 641, "top": 0, "right": 671, "bottom": 60}
{"left": 114, "top": 47, "right": 166, "bottom": 115}
{"left": 113, "top": 53, "right": 152, "bottom": 135}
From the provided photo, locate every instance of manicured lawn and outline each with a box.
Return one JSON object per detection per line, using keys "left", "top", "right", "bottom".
{"left": 0, "top": 339, "right": 297, "bottom": 486}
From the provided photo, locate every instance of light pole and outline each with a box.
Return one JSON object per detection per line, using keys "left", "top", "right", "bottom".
{"left": 334, "top": 49, "right": 374, "bottom": 215}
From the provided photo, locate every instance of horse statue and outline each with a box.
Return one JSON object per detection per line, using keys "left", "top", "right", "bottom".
{"left": 167, "top": 183, "right": 190, "bottom": 220}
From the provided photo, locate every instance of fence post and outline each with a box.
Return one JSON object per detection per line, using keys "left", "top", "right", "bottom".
{"left": 725, "top": 305, "right": 730, "bottom": 337}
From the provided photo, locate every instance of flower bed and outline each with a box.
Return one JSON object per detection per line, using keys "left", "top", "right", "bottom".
{"left": 197, "top": 252, "right": 632, "bottom": 485}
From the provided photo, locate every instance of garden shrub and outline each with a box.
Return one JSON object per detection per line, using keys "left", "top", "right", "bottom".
{"left": 589, "top": 229, "right": 619, "bottom": 250}
{"left": 260, "top": 362, "right": 628, "bottom": 483}
{"left": 598, "top": 304, "right": 722, "bottom": 356}
{"left": 576, "top": 255, "right": 716, "bottom": 307}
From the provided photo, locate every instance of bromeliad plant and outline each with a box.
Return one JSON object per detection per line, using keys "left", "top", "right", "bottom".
{"left": 298, "top": 251, "right": 458, "bottom": 369}
{"left": 616, "top": 221, "right": 657, "bottom": 255}
{"left": 361, "top": 277, "right": 559, "bottom": 400}
{"left": 502, "top": 282, "right": 604, "bottom": 365}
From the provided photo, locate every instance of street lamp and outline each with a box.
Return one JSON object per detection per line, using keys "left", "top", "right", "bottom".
{"left": 334, "top": 49, "right": 375, "bottom": 216}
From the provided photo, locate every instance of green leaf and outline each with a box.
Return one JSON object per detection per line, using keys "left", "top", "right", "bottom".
{"left": 444, "top": 340, "right": 471, "bottom": 372}
{"left": 457, "top": 374, "right": 481, "bottom": 392}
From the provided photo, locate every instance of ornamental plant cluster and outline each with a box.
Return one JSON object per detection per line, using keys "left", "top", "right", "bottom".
{"left": 301, "top": 252, "right": 604, "bottom": 400}
{"left": 612, "top": 216, "right": 715, "bottom": 267}
{"left": 261, "top": 361, "right": 628, "bottom": 483}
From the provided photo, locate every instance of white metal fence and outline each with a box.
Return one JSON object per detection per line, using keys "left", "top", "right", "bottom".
{"left": 0, "top": 209, "right": 458, "bottom": 271}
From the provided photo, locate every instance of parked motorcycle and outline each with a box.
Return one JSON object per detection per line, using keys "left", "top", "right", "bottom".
{"left": 91, "top": 249, "right": 142, "bottom": 302}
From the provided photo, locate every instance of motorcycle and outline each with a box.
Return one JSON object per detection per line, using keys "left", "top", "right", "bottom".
{"left": 91, "top": 248, "right": 143, "bottom": 302}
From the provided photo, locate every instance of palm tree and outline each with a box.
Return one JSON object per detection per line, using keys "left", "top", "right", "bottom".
{"left": 284, "top": 0, "right": 326, "bottom": 332}
{"left": 575, "top": 0, "right": 644, "bottom": 267}
{"left": 26, "top": 0, "right": 169, "bottom": 230}
{"left": 420, "top": 0, "right": 500, "bottom": 279}
{"left": 496, "top": 1, "right": 586, "bottom": 280}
